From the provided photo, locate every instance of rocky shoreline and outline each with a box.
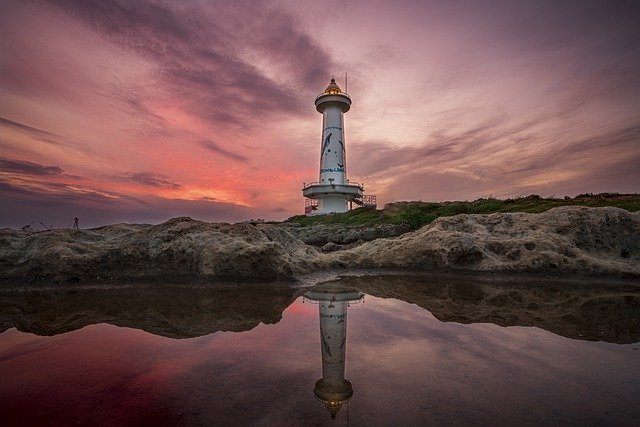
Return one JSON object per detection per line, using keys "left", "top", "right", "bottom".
{"left": 0, "top": 206, "right": 638, "bottom": 285}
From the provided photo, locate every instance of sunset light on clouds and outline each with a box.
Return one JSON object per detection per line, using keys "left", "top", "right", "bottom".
{"left": 1, "top": 0, "right": 639, "bottom": 227}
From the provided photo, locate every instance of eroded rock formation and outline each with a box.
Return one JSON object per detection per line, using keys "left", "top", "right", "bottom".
{"left": 334, "top": 206, "right": 639, "bottom": 275}
{"left": 0, "top": 218, "right": 322, "bottom": 284}
{"left": 0, "top": 207, "right": 638, "bottom": 284}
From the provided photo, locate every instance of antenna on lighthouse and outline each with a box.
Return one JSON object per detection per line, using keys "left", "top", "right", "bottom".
{"left": 345, "top": 73, "right": 348, "bottom": 93}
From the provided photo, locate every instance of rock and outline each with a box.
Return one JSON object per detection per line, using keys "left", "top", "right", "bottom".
{"left": 0, "top": 207, "right": 638, "bottom": 284}
{"left": 321, "top": 242, "right": 342, "bottom": 252}
{"left": 281, "top": 223, "right": 409, "bottom": 246}
{"left": 331, "top": 206, "right": 640, "bottom": 275}
{"left": 0, "top": 217, "right": 322, "bottom": 284}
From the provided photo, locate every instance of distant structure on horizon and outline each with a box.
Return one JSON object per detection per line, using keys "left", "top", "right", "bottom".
{"left": 302, "top": 77, "right": 376, "bottom": 215}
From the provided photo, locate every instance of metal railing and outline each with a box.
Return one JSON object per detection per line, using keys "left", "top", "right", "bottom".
{"left": 362, "top": 195, "right": 377, "bottom": 208}
{"left": 315, "top": 92, "right": 351, "bottom": 102}
{"left": 302, "top": 181, "right": 364, "bottom": 190}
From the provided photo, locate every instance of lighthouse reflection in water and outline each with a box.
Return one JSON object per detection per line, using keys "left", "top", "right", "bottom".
{"left": 304, "top": 284, "right": 364, "bottom": 419}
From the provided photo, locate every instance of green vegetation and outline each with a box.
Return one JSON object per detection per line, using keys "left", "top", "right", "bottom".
{"left": 287, "top": 204, "right": 387, "bottom": 226}
{"left": 286, "top": 193, "right": 640, "bottom": 230}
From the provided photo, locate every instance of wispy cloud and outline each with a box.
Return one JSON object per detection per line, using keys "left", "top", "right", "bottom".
{"left": 0, "top": 117, "right": 59, "bottom": 138}
{"left": 200, "top": 140, "right": 249, "bottom": 163}
{"left": 45, "top": 0, "right": 332, "bottom": 130}
{"left": 0, "top": 157, "right": 64, "bottom": 176}
{"left": 373, "top": 121, "right": 640, "bottom": 201}
{"left": 0, "top": 179, "right": 123, "bottom": 205}
{"left": 115, "top": 172, "right": 183, "bottom": 190}
{"left": 0, "top": 117, "right": 66, "bottom": 146}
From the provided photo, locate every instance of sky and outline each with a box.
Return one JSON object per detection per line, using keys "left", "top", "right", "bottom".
{"left": 1, "top": 0, "right": 639, "bottom": 228}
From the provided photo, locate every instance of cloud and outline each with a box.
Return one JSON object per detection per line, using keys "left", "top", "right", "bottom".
{"left": 200, "top": 140, "right": 249, "bottom": 163}
{"left": 0, "top": 177, "right": 123, "bottom": 199}
{"left": 0, "top": 157, "right": 64, "bottom": 176}
{"left": 0, "top": 117, "right": 65, "bottom": 146}
{"left": 375, "top": 121, "right": 640, "bottom": 202}
{"left": 350, "top": 114, "right": 516, "bottom": 178}
{"left": 0, "top": 117, "right": 59, "bottom": 138}
{"left": 116, "top": 172, "right": 182, "bottom": 189}
{"left": 44, "top": 0, "right": 333, "bottom": 131}
{"left": 0, "top": 179, "right": 268, "bottom": 228}
{"left": 508, "top": 124, "right": 640, "bottom": 176}
{"left": 0, "top": 157, "right": 84, "bottom": 180}
{"left": 382, "top": 170, "right": 487, "bottom": 202}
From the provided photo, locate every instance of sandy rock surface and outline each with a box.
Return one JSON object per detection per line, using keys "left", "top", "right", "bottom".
{"left": 0, "top": 207, "right": 638, "bottom": 284}
{"left": 281, "top": 223, "right": 409, "bottom": 247}
{"left": 0, "top": 217, "right": 321, "bottom": 283}
{"left": 333, "top": 206, "right": 640, "bottom": 275}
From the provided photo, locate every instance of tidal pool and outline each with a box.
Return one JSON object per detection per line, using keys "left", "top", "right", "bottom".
{"left": 1, "top": 276, "right": 639, "bottom": 426}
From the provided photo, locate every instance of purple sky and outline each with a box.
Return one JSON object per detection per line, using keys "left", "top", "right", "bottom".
{"left": 1, "top": 0, "right": 639, "bottom": 227}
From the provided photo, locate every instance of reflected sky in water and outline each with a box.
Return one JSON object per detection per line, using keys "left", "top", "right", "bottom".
{"left": 1, "top": 287, "right": 639, "bottom": 426}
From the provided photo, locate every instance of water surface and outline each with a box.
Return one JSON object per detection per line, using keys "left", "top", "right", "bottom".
{"left": 1, "top": 276, "right": 639, "bottom": 425}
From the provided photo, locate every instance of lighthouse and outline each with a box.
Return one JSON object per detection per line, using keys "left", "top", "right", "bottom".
{"left": 304, "top": 283, "right": 364, "bottom": 419}
{"left": 302, "top": 77, "right": 364, "bottom": 214}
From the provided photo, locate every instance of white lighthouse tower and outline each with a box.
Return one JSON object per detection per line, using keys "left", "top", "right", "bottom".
{"left": 303, "top": 78, "right": 364, "bottom": 215}
{"left": 304, "top": 283, "right": 364, "bottom": 419}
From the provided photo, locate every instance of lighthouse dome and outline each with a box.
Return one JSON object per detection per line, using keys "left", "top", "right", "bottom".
{"left": 324, "top": 77, "right": 342, "bottom": 94}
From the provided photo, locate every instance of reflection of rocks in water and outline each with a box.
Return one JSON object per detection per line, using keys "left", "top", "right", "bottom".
{"left": 304, "top": 283, "right": 363, "bottom": 419}
{"left": 0, "top": 285, "right": 300, "bottom": 339}
{"left": 327, "top": 275, "right": 640, "bottom": 344}
{"left": 2, "top": 274, "right": 637, "bottom": 344}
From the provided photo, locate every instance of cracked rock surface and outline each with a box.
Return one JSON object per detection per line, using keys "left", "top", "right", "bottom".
{"left": 333, "top": 206, "right": 639, "bottom": 275}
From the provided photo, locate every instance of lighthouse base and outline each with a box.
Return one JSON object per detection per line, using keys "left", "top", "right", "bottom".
{"left": 314, "top": 195, "right": 349, "bottom": 215}
{"left": 302, "top": 182, "right": 363, "bottom": 215}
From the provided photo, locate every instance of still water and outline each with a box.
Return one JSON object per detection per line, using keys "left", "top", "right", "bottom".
{"left": 1, "top": 276, "right": 639, "bottom": 426}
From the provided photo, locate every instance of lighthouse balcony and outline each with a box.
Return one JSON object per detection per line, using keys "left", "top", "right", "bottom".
{"left": 302, "top": 182, "right": 364, "bottom": 200}
{"left": 314, "top": 93, "right": 351, "bottom": 113}
{"left": 315, "top": 92, "right": 351, "bottom": 103}
{"left": 304, "top": 288, "right": 364, "bottom": 303}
